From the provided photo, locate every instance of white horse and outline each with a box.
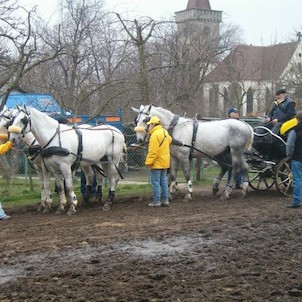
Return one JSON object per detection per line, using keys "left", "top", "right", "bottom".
{"left": 8, "top": 105, "right": 125, "bottom": 215}
{"left": 133, "top": 104, "right": 254, "bottom": 200}
{"left": 0, "top": 107, "right": 55, "bottom": 212}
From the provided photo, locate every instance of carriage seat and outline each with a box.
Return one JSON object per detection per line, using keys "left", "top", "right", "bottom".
{"left": 253, "top": 126, "right": 286, "bottom": 160}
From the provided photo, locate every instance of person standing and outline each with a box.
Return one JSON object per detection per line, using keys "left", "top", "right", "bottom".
{"left": 227, "top": 107, "right": 243, "bottom": 189}
{"left": 285, "top": 111, "right": 302, "bottom": 208}
{"left": 145, "top": 116, "right": 172, "bottom": 207}
{"left": 0, "top": 141, "right": 14, "bottom": 220}
{"left": 265, "top": 89, "right": 296, "bottom": 134}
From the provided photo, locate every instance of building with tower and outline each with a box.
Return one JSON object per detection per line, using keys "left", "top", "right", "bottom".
{"left": 175, "top": 0, "right": 222, "bottom": 44}
{"left": 175, "top": 0, "right": 302, "bottom": 118}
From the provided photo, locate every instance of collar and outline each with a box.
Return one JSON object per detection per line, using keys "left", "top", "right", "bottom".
{"left": 149, "top": 124, "right": 162, "bottom": 134}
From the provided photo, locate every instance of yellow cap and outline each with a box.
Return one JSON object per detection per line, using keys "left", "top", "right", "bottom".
{"left": 146, "top": 116, "right": 160, "bottom": 125}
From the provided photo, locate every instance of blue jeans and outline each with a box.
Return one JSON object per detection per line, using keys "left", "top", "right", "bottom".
{"left": 291, "top": 160, "right": 302, "bottom": 206}
{"left": 0, "top": 202, "right": 7, "bottom": 219}
{"left": 150, "top": 169, "right": 169, "bottom": 205}
{"left": 80, "top": 171, "right": 97, "bottom": 196}
{"left": 227, "top": 169, "right": 243, "bottom": 186}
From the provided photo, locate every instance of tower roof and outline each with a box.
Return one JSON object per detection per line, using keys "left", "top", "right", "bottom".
{"left": 186, "top": 0, "right": 211, "bottom": 10}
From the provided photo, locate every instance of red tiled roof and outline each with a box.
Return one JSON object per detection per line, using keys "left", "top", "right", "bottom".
{"left": 205, "top": 42, "right": 299, "bottom": 82}
{"left": 187, "top": 0, "right": 211, "bottom": 10}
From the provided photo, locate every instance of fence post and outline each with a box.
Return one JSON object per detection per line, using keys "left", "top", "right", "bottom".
{"left": 24, "top": 153, "right": 28, "bottom": 182}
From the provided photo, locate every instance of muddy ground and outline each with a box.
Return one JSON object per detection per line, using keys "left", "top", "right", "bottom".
{"left": 1, "top": 186, "right": 302, "bottom": 302}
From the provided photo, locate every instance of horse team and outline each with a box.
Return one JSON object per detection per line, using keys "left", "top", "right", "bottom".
{"left": 0, "top": 104, "right": 254, "bottom": 215}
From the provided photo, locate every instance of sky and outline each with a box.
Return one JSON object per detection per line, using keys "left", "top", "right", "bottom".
{"left": 19, "top": 0, "right": 302, "bottom": 46}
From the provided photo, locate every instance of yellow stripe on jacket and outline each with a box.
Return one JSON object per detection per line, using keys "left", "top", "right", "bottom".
{"left": 0, "top": 141, "right": 13, "bottom": 155}
{"left": 145, "top": 125, "right": 172, "bottom": 169}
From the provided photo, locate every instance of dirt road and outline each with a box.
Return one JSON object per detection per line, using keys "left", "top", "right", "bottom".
{"left": 1, "top": 187, "right": 302, "bottom": 301}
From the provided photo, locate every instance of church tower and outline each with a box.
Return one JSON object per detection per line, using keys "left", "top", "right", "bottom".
{"left": 175, "top": 0, "right": 222, "bottom": 42}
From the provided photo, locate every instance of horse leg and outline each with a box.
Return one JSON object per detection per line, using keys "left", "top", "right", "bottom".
{"left": 82, "top": 167, "right": 95, "bottom": 203}
{"left": 93, "top": 164, "right": 104, "bottom": 203}
{"left": 41, "top": 167, "right": 53, "bottom": 213}
{"left": 54, "top": 174, "right": 68, "bottom": 214}
{"left": 220, "top": 152, "right": 241, "bottom": 200}
{"left": 182, "top": 159, "right": 192, "bottom": 201}
{"left": 62, "top": 170, "right": 78, "bottom": 216}
{"left": 36, "top": 166, "right": 47, "bottom": 212}
{"left": 239, "top": 157, "right": 250, "bottom": 198}
{"left": 212, "top": 164, "right": 228, "bottom": 195}
{"left": 97, "top": 185, "right": 103, "bottom": 203}
{"left": 101, "top": 163, "right": 119, "bottom": 211}
{"left": 169, "top": 156, "right": 179, "bottom": 199}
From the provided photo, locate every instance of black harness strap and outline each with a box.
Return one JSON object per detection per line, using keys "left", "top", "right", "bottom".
{"left": 168, "top": 115, "right": 179, "bottom": 135}
{"left": 190, "top": 119, "right": 198, "bottom": 159}
{"left": 168, "top": 115, "right": 184, "bottom": 146}
{"left": 71, "top": 126, "right": 83, "bottom": 171}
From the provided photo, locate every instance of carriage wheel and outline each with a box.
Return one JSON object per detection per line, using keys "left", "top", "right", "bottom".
{"left": 248, "top": 167, "right": 275, "bottom": 191}
{"left": 275, "top": 158, "right": 293, "bottom": 196}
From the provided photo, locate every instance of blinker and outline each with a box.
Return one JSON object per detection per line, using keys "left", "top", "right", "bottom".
{"left": 8, "top": 125, "right": 22, "bottom": 134}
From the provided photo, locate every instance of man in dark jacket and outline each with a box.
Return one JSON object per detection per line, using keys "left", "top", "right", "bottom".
{"left": 285, "top": 111, "right": 302, "bottom": 208}
{"left": 265, "top": 89, "right": 296, "bottom": 134}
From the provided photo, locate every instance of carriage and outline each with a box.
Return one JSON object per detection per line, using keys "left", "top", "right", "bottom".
{"left": 246, "top": 125, "right": 292, "bottom": 196}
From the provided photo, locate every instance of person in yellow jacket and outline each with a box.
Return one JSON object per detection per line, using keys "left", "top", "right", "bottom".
{"left": 0, "top": 141, "right": 14, "bottom": 220}
{"left": 145, "top": 116, "right": 172, "bottom": 207}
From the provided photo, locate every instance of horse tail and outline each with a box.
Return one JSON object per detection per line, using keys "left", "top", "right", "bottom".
{"left": 245, "top": 123, "right": 254, "bottom": 151}
{"left": 122, "top": 143, "right": 128, "bottom": 172}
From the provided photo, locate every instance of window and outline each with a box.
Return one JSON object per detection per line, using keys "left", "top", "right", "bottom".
{"left": 246, "top": 88, "right": 254, "bottom": 115}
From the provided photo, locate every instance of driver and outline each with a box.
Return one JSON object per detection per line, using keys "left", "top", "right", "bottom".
{"left": 264, "top": 88, "right": 296, "bottom": 134}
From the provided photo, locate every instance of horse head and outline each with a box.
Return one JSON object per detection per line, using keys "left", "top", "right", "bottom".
{"left": 132, "top": 104, "right": 153, "bottom": 144}
{"left": 8, "top": 105, "right": 31, "bottom": 144}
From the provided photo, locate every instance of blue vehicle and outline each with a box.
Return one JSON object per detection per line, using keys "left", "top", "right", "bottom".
{"left": 1, "top": 91, "right": 123, "bottom": 130}
{"left": 2, "top": 92, "right": 67, "bottom": 117}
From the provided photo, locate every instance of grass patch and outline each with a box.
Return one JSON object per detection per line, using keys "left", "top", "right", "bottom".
{"left": 0, "top": 166, "right": 221, "bottom": 209}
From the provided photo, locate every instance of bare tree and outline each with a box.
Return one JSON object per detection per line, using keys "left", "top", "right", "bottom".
{"left": 28, "top": 0, "right": 132, "bottom": 120}
{"left": 0, "top": 0, "right": 61, "bottom": 109}
{"left": 116, "top": 14, "right": 158, "bottom": 105}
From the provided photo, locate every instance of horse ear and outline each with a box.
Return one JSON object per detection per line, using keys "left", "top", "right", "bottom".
{"left": 16, "top": 104, "right": 21, "bottom": 111}
{"left": 132, "top": 107, "right": 139, "bottom": 113}
{"left": 24, "top": 104, "right": 30, "bottom": 114}
{"left": 147, "top": 104, "right": 152, "bottom": 113}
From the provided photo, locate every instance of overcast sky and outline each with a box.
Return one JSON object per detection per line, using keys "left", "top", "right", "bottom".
{"left": 20, "top": 0, "right": 302, "bottom": 46}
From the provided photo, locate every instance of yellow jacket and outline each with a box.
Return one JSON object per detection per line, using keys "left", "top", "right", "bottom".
{"left": 0, "top": 141, "right": 13, "bottom": 155}
{"left": 145, "top": 125, "right": 172, "bottom": 169}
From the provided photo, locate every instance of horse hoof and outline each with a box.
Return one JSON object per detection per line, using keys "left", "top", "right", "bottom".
{"left": 42, "top": 208, "right": 51, "bottom": 214}
{"left": 212, "top": 188, "right": 219, "bottom": 195}
{"left": 67, "top": 209, "right": 77, "bottom": 216}
{"left": 184, "top": 194, "right": 192, "bottom": 201}
{"left": 220, "top": 194, "right": 229, "bottom": 201}
{"left": 55, "top": 208, "right": 65, "bottom": 215}
{"left": 241, "top": 190, "right": 247, "bottom": 198}
{"left": 102, "top": 203, "right": 111, "bottom": 211}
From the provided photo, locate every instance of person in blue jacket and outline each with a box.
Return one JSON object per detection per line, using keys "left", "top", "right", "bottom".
{"left": 264, "top": 89, "right": 296, "bottom": 134}
{"left": 285, "top": 111, "right": 302, "bottom": 208}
